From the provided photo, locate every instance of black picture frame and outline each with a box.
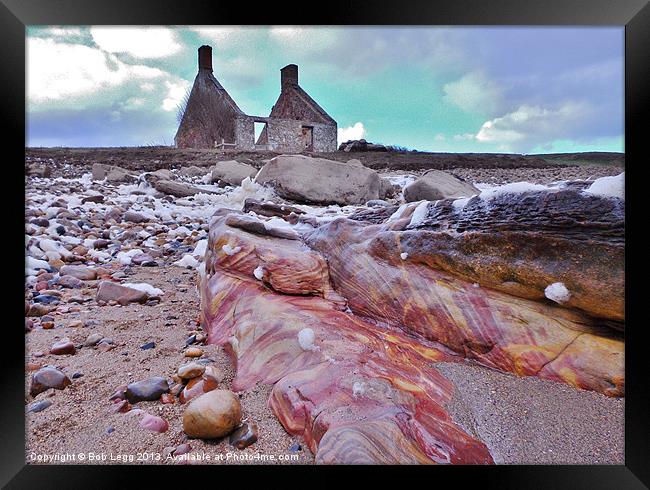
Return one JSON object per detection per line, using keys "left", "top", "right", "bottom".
{"left": 3, "top": 0, "right": 648, "bottom": 487}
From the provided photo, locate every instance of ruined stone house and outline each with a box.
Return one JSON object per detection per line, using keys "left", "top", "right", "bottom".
{"left": 175, "top": 45, "right": 337, "bottom": 152}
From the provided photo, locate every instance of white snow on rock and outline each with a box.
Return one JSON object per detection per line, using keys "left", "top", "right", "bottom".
{"left": 222, "top": 244, "right": 242, "bottom": 256}
{"left": 409, "top": 201, "right": 430, "bottom": 228}
{"left": 253, "top": 265, "right": 264, "bottom": 280}
{"left": 480, "top": 182, "right": 551, "bottom": 201}
{"left": 452, "top": 197, "right": 471, "bottom": 211}
{"left": 387, "top": 174, "right": 417, "bottom": 189}
{"left": 400, "top": 252, "right": 408, "bottom": 260}
{"left": 297, "top": 328, "right": 318, "bottom": 352}
{"left": 544, "top": 282, "right": 571, "bottom": 304}
{"left": 192, "top": 239, "right": 208, "bottom": 257}
{"left": 584, "top": 172, "right": 624, "bottom": 199}
{"left": 26, "top": 256, "right": 50, "bottom": 275}
{"left": 122, "top": 282, "right": 164, "bottom": 297}
{"left": 116, "top": 248, "right": 144, "bottom": 265}
{"left": 173, "top": 254, "right": 199, "bottom": 268}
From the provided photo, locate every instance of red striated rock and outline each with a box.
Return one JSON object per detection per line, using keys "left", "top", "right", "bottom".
{"left": 200, "top": 193, "right": 626, "bottom": 462}
{"left": 305, "top": 208, "right": 624, "bottom": 396}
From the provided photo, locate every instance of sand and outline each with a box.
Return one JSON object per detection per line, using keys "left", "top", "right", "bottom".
{"left": 25, "top": 267, "right": 313, "bottom": 465}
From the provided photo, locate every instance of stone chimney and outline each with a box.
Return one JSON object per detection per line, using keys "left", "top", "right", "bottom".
{"left": 281, "top": 64, "right": 298, "bottom": 87}
{"left": 198, "top": 45, "right": 213, "bottom": 72}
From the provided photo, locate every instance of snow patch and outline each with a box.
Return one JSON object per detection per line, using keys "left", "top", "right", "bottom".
{"left": 222, "top": 244, "right": 242, "bottom": 256}
{"left": 192, "top": 239, "right": 208, "bottom": 257}
{"left": 122, "top": 282, "right": 164, "bottom": 297}
{"left": 544, "top": 282, "right": 571, "bottom": 304}
{"left": 479, "top": 182, "right": 551, "bottom": 201}
{"left": 253, "top": 265, "right": 264, "bottom": 280}
{"left": 173, "top": 254, "right": 199, "bottom": 268}
{"left": 400, "top": 252, "right": 408, "bottom": 260}
{"left": 297, "top": 328, "right": 318, "bottom": 352}
{"left": 408, "top": 201, "right": 430, "bottom": 228}
{"left": 584, "top": 173, "right": 624, "bottom": 199}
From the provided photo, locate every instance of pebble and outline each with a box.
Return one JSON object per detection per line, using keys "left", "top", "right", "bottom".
{"left": 56, "top": 275, "right": 83, "bottom": 288}
{"left": 140, "top": 341, "right": 156, "bottom": 350}
{"left": 97, "top": 341, "right": 115, "bottom": 352}
{"left": 139, "top": 414, "right": 169, "bottom": 433}
{"left": 84, "top": 333, "right": 104, "bottom": 346}
{"left": 124, "top": 211, "right": 147, "bottom": 223}
{"left": 125, "top": 377, "right": 170, "bottom": 403}
{"left": 177, "top": 362, "right": 205, "bottom": 380}
{"left": 109, "top": 385, "right": 127, "bottom": 401}
{"left": 179, "top": 376, "right": 219, "bottom": 404}
{"left": 184, "top": 347, "right": 203, "bottom": 358}
{"left": 229, "top": 422, "right": 259, "bottom": 449}
{"left": 173, "top": 443, "right": 192, "bottom": 456}
{"left": 50, "top": 340, "right": 76, "bottom": 355}
{"left": 96, "top": 281, "right": 148, "bottom": 305}
{"left": 30, "top": 367, "right": 71, "bottom": 396}
{"left": 182, "top": 390, "right": 242, "bottom": 439}
{"left": 28, "top": 400, "right": 52, "bottom": 413}
{"left": 112, "top": 399, "right": 132, "bottom": 413}
{"left": 59, "top": 265, "right": 97, "bottom": 281}
{"left": 160, "top": 393, "right": 175, "bottom": 404}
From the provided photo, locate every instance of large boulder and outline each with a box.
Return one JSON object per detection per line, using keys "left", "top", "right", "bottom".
{"left": 255, "top": 154, "right": 381, "bottom": 205}
{"left": 91, "top": 163, "right": 137, "bottom": 183}
{"left": 179, "top": 165, "right": 210, "bottom": 178}
{"left": 210, "top": 160, "right": 258, "bottom": 187}
{"left": 150, "top": 180, "right": 216, "bottom": 198}
{"left": 403, "top": 170, "right": 479, "bottom": 202}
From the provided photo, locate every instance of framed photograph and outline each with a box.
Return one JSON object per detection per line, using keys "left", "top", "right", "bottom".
{"left": 4, "top": 0, "right": 648, "bottom": 486}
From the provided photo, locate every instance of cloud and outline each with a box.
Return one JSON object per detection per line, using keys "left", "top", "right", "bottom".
{"left": 338, "top": 122, "right": 366, "bottom": 144}
{"left": 269, "top": 26, "right": 339, "bottom": 52}
{"left": 443, "top": 71, "right": 503, "bottom": 115}
{"left": 162, "top": 80, "right": 191, "bottom": 112}
{"left": 475, "top": 102, "right": 592, "bottom": 152}
{"left": 453, "top": 133, "right": 475, "bottom": 141}
{"left": 90, "top": 26, "right": 182, "bottom": 58}
{"left": 434, "top": 133, "right": 446, "bottom": 141}
{"left": 28, "top": 37, "right": 165, "bottom": 104}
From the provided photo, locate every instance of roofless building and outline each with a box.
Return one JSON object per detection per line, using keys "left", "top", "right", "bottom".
{"left": 175, "top": 45, "right": 337, "bottom": 152}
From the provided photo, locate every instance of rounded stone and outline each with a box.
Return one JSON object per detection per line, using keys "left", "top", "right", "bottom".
{"left": 30, "top": 367, "right": 71, "bottom": 397}
{"left": 184, "top": 347, "right": 203, "bottom": 358}
{"left": 177, "top": 362, "right": 205, "bottom": 381}
{"left": 50, "top": 340, "right": 76, "bottom": 355}
{"left": 182, "top": 390, "right": 242, "bottom": 439}
{"left": 126, "top": 377, "right": 169, "bottom": 403}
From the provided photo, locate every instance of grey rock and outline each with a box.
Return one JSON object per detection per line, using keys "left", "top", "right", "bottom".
{"left": 126, "top": 376, "right": 169, "bottom": 403}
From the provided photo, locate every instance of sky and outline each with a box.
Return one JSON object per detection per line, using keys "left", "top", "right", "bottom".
{"left": 26, "top": 26, "right": 624, "bottom": 154}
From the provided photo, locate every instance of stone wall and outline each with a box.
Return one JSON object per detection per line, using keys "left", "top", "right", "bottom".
{"left": 264, "top": 118, "right": 337, "bottom": 152}
{"left": 234, "top": 116, "right": 255, "bottom": 150}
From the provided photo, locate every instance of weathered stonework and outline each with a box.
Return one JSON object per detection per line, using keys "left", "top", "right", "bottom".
{"left": 175, "top": 46, "right": 337, "bottom": 152}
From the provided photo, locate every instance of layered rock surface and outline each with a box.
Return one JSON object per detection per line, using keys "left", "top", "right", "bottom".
{"left": 199, "top": 180, "right": 624, "bottom": 463}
